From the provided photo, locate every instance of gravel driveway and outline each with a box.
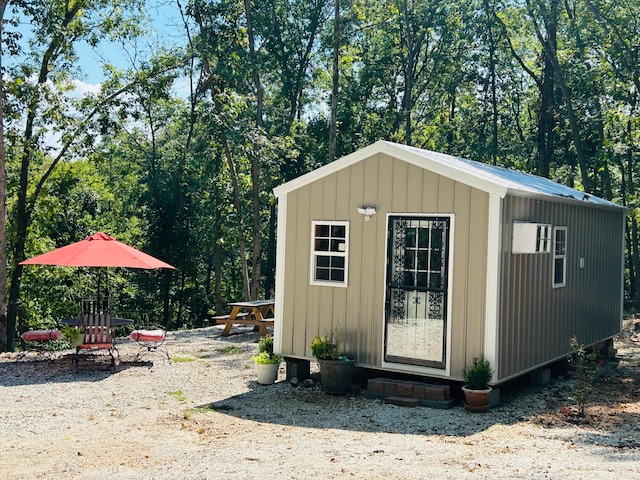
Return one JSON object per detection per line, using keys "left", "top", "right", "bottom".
{"left": 1, "top": 321, "right": 639, "bottom": 479}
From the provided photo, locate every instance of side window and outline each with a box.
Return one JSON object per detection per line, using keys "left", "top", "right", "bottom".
{"left": 553, "top": 226, "right": 567, "bottom": 288}
{"left": 311, "top": 221, "right": 349, "bottom": 286}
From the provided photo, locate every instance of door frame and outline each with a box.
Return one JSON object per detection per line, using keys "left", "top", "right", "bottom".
{"left": 381, "top": 213, "right": 454, "bottom": 377}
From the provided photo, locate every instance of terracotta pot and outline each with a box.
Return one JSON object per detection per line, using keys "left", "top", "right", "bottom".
{"left": 462, "top": 385, "right": 492, "bottom": 412}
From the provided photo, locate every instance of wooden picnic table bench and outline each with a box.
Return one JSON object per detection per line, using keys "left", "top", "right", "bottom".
{"left": 213, "top": 300, "right": 275, "bottom": 337}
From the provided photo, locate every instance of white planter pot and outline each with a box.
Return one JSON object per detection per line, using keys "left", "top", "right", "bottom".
{"left": 255, "top": 363, "right": 279, "bottom": 385}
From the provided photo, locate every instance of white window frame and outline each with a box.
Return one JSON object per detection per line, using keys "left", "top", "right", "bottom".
{"left": 553, "top": 226, "right": 567, "bottom": 288}
{"left": 536, "top": 224, "right": 552, "bottom": 253}
{"left": 310, "top": 221, "right": 349, "bottom": 287}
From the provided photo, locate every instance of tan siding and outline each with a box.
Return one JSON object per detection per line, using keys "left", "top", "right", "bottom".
{"left": 449, "top": 185, "right": 469, "bottom": 377}
{"left": 460, "top": 187, "right": 488, "bottom": 373}
{"left": 360, "top": 155, "right": 384, "bottom": 364}
{"left": 306, "top": 181, "right": 325, "bottom": 352}
{"left": 406, "top": 164, "right": 424, "bottom": 210}
{"left": 391, "top": 156, "right": 409, "bottom": 211}
{"left": 421, "top": 168, "right": 439, "bottom": 210}
{"left": 437, "top": 176, "right": 454, "bottom": 211}
{"left": 347, "top": 160, "right": 366, "bottom": 360}
{"left": 279, "top": 153, "right": 491, "bottom": 380}
{"left": 288, "top": 189, "right": 310, "bottom": 356}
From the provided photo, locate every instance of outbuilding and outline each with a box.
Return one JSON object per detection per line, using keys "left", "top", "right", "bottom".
{"left": 272, "top": 141, "right": 625, "bottom": 384}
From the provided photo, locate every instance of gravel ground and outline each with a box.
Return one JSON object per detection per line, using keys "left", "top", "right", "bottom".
{"left": 1, "top": 320, "right": 639, "bottom": 480}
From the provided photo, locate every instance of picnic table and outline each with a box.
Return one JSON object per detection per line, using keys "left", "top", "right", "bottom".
{"left": 212, "top": 300, "right": 275, "bottom": 337}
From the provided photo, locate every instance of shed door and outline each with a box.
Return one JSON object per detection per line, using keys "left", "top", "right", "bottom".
{"left": 385, "top": 216, "right": 450, "bottom": 369}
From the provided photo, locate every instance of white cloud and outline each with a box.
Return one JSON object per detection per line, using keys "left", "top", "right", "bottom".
{"left": 71, "top": 79, "right": 102, "bottom": 97}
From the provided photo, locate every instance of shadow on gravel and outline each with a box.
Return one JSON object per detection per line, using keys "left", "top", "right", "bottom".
{"left": 0, "top": 354, "right": 156, "bottom": 386}
{"left": 194, "top": 377, "right": 545, "bottom": 437}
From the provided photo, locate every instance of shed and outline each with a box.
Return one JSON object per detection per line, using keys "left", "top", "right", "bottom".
{"left": 272, "top": 140, "right": 626, "bottom": 384}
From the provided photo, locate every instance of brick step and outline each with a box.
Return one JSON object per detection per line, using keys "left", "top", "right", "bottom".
{"left": 365, "top": 377, "right": 457, "bottom": 409}
{"left": 367, "top": 377, "right": 450, "bottom": 401}
{"left": 384, "top": 396, "right": 421, "bottom": 407}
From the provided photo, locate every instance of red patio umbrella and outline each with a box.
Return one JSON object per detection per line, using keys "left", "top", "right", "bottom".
{"left": 20, "top": 232, "right": 175, "bottom": 269}
{"left": 20, "top": 232, "right": 175, "bottom": 312}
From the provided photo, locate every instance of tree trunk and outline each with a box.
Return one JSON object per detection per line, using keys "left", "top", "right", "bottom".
{"left": 264, "top": 202, "right": 276, "bottom": 298}
{"left": 531, "top": 0, "right": 557, "bottom": 179}
{"left": 401, "top": 0, "right": 414, "bottom": 144}
{"left": 222, "top": 136, "right": 251, "bottom": 300}
{"left": 488, "top": 24, "right": 499, "bottom": 166}
{"left": 328, "top": 0, "right": 340, "bottom": 163}
{"left": 625, "top": 119, "right": 640, "bottom": 306}
{"left": 527, "top": 0, "right": 591, "bottom": 190}
{"left": 214, "top": 241, "right": 222, "bottom": 313}
{"left": 244, "top": 0, "right": 264, "bottom": 300}
{"left": 0, "top": 0, "right": 8, "bottom": 352}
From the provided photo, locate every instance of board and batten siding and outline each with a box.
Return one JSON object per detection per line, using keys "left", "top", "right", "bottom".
{"left": 278, "top": 152, "right": 490, "bottom": 379}
{"left": 497, "top": 196, "right": 624, "bottom": 381}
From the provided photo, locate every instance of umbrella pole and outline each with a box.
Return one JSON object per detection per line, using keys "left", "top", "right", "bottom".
{"left": 105, "top": 267, "right": 109, "bottom": 313}
{"left": 97, "top": 268, "right": 101, "bottom": 312}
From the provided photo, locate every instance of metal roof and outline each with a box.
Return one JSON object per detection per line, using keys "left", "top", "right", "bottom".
{"left": 274, "top": 141, "right": 624, "bottom": 210}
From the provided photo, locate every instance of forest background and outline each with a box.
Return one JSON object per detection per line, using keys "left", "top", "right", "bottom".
{"left": 0, "top": 0, "right": 639, "bottom": 352}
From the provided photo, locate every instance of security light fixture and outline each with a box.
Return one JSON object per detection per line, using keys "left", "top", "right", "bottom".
{"left": 357, "top": 207, "right": 376, "bottom": 221}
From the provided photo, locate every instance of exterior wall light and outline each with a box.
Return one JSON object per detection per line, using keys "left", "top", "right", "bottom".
{"left": 357, "top": 207, "right": 376, "bottom": 221}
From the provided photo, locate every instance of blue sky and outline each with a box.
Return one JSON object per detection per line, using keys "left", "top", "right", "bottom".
{"left": 80, "top": 1, "right": 186, "bottom": 84}
{"left": 11, "top": 0, "right": 186, "bottom": 87}
{"left": 7, "top": 1, "right": 189, "bottom": 152}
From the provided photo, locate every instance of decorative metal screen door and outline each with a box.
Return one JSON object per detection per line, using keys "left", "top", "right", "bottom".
{"left": 384, "top": 216, "right": 450, "bottom": 368}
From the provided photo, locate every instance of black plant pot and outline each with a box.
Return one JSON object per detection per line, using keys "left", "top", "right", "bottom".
{"left": 318, "top": 359, "right": 356, "bottom": 395}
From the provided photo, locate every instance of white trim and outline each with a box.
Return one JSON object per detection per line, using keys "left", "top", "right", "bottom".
{"left": 274, "top": 141, "right": 509, "bottom": 199}
{"left": 273, "top": 194, "right": 288, "bottom": 354}
{"left": 484, "top": 193, "right": 502, "bottom": 381}
{"left": 272, "top": 141, "right": 623, "bottom": 211}
{"left": 380, "top": 361, "right": 453, "bottom": 379}
{"left": 552, "top": 226, "right": 567, "bottom": 288}
{"left": 380, "top": 213, "right": 454, "bottom": 377}
{"left": 274, "top": 142, "right": 386, "bottom": 197}
{"left": 445, "top": 213, "right": 455, "bottom": 376}
{"left": 309, "top": 220, "right": 349, "bottom": 287}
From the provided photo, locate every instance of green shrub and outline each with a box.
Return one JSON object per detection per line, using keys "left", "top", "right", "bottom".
{"left": 252, "top": 335, "right": 281, "bottom": 364}
{"left": 308, "top": 332, "right": 342, "bottom": 360}
{"left": 568, "top": 336, "right": 601, "bottom": 417}
{"left": 462, "top": 357, "right": 493, "bottom": 389}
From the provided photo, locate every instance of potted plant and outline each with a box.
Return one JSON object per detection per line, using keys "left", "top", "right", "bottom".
{"left": 252, "top": 335, "right": 281, "bottom": 385}
{"left": 308, "top": 329, "right": 356, "bottom": 395}
{"left": 461, "top": 357, "right": 494, "bottom": 412}
{"left": 61, "top": 325, "right": 86, "bottom": 347}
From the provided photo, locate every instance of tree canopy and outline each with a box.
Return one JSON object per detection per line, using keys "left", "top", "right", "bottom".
{"left": 1, "top": 0, "right": 639, "bottom": 351}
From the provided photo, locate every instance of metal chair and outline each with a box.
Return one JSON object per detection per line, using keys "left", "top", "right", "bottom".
{"left": 74, "top": 312, "right": 119, "bottom": 371}
{"left": 17, "top": 329, "right": 63, "bottom": 361}
{"left": 130, "top": 316, "right": 170, "bottom": 362}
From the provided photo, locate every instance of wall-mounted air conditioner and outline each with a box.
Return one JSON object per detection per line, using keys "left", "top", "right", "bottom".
{"left": 512, "top": 222, "right": 552, "bottom": 254}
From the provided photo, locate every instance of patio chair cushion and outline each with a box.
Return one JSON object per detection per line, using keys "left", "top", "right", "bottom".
{"left": 78, "top": 342, "right": 113, "bottom": 349}
{"left": 130, "top": 329, "right": 165, "bottom": 343}
{"left": 21, "top": 330, "right": 62, "bottom": 342}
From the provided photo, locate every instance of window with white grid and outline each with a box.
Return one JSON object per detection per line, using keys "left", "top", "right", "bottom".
{"left": 311, "top": 221, "right": 349, "bottom": 286}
